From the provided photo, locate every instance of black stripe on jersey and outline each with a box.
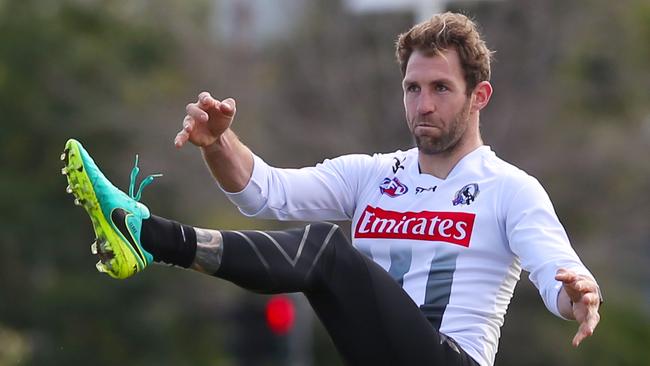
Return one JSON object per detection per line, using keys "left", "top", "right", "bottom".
{"left": 388, "top": 247, "right": 413, "bottom": 286}
{"left": 420, "top": 250, "right": 459, "bottom": 330}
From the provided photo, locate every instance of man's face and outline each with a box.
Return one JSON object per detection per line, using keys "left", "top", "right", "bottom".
{"left": 402, "top": 49, "right": 473, "bottom": 155}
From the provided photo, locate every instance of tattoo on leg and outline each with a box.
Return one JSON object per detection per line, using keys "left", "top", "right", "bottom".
{"left": 191, "top": 228, "right": 223, "bottom": 275}
{"left": 196, "top": 229, "right": 213, "bottom": 244}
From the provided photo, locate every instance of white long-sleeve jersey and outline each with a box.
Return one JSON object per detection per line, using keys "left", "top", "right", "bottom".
{"left": 223, "top": 146, "right": 594, "bottom": 366}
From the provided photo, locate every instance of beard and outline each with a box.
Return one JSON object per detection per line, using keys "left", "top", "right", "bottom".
{"left": 412, "top": 98, "right": 472, "bottom": 155}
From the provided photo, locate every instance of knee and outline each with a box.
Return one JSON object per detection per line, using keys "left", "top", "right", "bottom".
{"left": 307, "top": 222, "right": 359, "bottom": 282}
{"left": 309, "top": 222, "right": 350, "bottom": 251}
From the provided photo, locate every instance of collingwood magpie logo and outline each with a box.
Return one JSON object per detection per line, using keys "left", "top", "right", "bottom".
{"left": 452, "top": 183, "right": 479, "bottom": 206}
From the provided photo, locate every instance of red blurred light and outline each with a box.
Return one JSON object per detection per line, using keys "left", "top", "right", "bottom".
{"left": 265, "top": 295, "right": 295, "bottom": 335}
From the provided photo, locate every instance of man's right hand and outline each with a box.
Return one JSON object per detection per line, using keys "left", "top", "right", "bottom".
{"left": 174, "top": 92, "right": 236, "bottom": 149}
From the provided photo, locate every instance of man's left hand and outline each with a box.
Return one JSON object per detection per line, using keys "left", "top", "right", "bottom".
{"left": 555, "top": 268, "right": 602, "bottom": 347}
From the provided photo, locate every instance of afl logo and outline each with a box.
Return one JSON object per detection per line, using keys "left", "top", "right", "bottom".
{"left": 380, "top": 177, "right": 408, "bottom": 197}
{"left": 453, "top": 183, "right": 479, "bottom": 206}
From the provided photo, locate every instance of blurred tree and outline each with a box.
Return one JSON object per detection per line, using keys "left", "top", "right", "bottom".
{"left": 0, "top": 0, "right": 227, "bottom": 364}
{"left": 471, "top": 0, "right": 650, "bottom": 364}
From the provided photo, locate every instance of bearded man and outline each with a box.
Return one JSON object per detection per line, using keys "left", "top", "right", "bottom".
{"left": 63, "top": 12, "right": 602, "bottom": 366}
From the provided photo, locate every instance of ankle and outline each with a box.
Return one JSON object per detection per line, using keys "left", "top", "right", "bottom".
{"left": 140, "top": 215, "right": 197, "bottom": 268}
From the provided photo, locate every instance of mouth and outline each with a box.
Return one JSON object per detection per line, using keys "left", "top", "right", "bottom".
{"left": 414, "top": 123, "right": 440, "bottom": 131}
{"left": 414, "top": 119, "right": 440, "bottom": 127}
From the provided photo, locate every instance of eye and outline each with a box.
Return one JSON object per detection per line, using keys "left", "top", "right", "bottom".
{"left": 435, "top": 83, "right": 449, "bottom": 92}
{"left": 405, "top": 84, "right": 420, "bottom": 93}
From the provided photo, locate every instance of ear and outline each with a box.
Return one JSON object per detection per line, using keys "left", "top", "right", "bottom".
{"left": 470, "top": 81, "right": 493, "bottom": 112}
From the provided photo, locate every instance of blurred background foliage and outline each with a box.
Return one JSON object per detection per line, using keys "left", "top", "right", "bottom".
{"left": 1, "top": 0, "right": 648, "bottom": 365}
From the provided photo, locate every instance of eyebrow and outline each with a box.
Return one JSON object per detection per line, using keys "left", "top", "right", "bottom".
{"left": 402, "top": 77, "right": 455, "bottom": 87}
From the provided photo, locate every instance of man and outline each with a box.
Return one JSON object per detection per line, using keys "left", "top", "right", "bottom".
{"left": 63, "top": 12, "right": 601, "bottom": 366}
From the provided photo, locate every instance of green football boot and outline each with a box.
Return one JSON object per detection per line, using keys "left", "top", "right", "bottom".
{"left": 61, "top": 139, "right": 161, "bottom": 279}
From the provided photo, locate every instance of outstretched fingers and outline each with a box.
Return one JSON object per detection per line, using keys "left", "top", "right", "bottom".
{"left": 174, "top": 115, "right": 195, "bottom": 148}
{"left": 573, "top": 300, "right": 600, "bottom": 346}
{"left": 174, "top": 92, "right": 237, "bottom": 148}
{"left": 198, "top": 91, "right": 215, "bottom": 108}
{"left": 556, "top": 268, "right": 602, "bottom": 347}
{"left": 555, "top": 268, "right": 576, "bottom": 283}
{"left": 187, "top": 102, "right": 209, "bottom": 123}
{"left": 219, "top": 97, "right": 236, "bottom": 117}
{"left": 174, "top": 92, "right": 213, "bottom": 148}
{"left": 556, "top": 269, "right": 598, "bottom": 297}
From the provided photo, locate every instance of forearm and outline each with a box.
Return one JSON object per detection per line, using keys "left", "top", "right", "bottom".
{"left": 201, "top": 129, "right": 254, "bottom": 192}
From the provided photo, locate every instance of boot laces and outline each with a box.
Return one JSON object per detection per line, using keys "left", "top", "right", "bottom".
{"left": 128, "top": 155, "right": 162, "bottom": 201}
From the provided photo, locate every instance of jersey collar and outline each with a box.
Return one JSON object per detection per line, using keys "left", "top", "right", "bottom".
{"left": 411, "top": 145, "right": 493, "bottom": 182}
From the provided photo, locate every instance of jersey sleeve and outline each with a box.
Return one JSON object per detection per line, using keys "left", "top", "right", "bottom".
{"left": 222, "top": 153, "right": 376, "bottom": 221}
{"left": 503, "top": 174, "right": 596, "bottom": 319}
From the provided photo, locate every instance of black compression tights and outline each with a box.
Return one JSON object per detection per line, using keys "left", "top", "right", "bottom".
{"left": 216, "top": 223, "right": 479, "bottom": 366}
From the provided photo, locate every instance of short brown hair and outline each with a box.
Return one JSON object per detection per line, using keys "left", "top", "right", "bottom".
{"left": 396, "top": 12, "right": 493, "bottom": 94}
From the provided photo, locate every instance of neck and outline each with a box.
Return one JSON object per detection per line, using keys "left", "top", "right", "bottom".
{"left": 417, "top": 134, "right": 482, "bottom": 179}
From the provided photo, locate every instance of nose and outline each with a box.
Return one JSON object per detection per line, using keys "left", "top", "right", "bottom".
{"left": 416, "top": 92, "right": 436, "bottom": 115}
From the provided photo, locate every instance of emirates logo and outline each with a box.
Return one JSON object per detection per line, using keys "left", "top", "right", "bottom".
{"left": 354, "top": 206, "right": 475, "bottom": 247}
